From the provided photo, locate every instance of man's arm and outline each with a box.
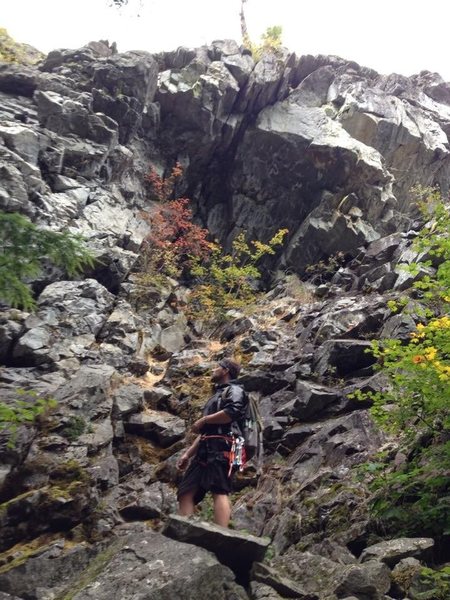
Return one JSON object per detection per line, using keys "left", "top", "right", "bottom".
{"left": 191, "top": 410, "right": 232, "bottom": 433}
{"left": 177, "top": 434, "right": 201, "bottom": 470}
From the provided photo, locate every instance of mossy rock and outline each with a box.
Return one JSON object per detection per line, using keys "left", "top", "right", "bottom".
{"left": 0, "top": 533, "right": 61, "bottom": 575}
{"left": 0, "top": 28, "right": 44, "bottom": 65}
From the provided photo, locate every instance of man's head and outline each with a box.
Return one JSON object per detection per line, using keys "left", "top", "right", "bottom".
{"left": 211, "top": 358, "right": 241, "bottom": 383}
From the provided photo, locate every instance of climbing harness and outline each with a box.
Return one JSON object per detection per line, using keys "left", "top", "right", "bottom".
{"left": 200, "top": 434, "right": 246, "bottom": 476}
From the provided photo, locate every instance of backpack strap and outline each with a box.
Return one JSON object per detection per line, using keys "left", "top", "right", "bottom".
{"left": 216, "top": 386, "right": 228, "bottom": 435}
{"left": 216, "top": 387, "right": 224, "bottom": 434}
{"left": 216, "top": 384, "right": 243, "bottom": 435}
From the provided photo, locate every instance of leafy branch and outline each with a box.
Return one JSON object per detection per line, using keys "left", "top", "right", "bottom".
{"left": 0, "top": 211, "right": 95, "bottom": 311}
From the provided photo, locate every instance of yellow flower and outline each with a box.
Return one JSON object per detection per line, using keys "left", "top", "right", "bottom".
{"left": 424, "top": 347, "right": 438, "bottom": 361}
{"left": 430, "top": 316, "right": 450, "bottom": 329}
{"left": 412, "top": 355, "right": 425, "bottom": 364}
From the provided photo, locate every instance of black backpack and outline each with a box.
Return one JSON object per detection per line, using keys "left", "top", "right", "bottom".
{"left": 221, "top": 384, "right": 264, "bottom": 467}
{"left": 241, "top": 391, "right": 264, "bottom": 464}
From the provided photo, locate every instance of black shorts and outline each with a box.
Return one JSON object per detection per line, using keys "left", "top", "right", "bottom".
{"left": 177, "top": 438, "right": 233, "bottom": 505}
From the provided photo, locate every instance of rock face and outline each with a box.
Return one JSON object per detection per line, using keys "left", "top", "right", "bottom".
{"left": 2, "top": 40, "right": 450, "bottom": 277}
{"left": 162, "top": 51, "right": 450, "bottom": 271}
{"left": 0, "top": 36, "right": 448, "bottom": 600}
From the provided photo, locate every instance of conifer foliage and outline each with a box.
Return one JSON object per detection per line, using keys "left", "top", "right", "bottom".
{"left": 0, "top": 211, "right": 95, "bottom": 310}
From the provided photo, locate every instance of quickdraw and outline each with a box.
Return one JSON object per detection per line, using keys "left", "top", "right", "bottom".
{"left": 227, "top": 435, "right": 246, "bottom": 476}
{"left": 200, "top": 434, "right": 246, "bottom": 476}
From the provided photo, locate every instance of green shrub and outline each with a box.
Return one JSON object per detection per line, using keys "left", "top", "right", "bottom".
{"left": 60, "top": 416, "right": 87, "bottom": 442}
{"left": 188, "top": 229, "right": 288, "bottom": 321}
{"left": 417, "top": 566, "right": 450, "bottom": 600}
{"left": 139, "top": 164, "right": 288, "bottom": 322}
{"left": 361, "top": 442, "right": 450, "bottom": 538}
{"left": 352, "top": 188, "right": 450, "bottom": 540}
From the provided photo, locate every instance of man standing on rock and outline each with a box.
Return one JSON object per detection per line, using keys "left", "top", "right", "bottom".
{"left": 177, "top": 358, "right": 246, "bottom": 527}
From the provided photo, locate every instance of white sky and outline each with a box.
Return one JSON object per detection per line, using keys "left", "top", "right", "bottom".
{"left": 2, "top": 0, "right": 450, "bottom": 81}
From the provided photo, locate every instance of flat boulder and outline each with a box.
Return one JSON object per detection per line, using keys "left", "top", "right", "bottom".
{"left": 163, "top": 514, "right": 270, "bottom": 579}
{"left": 360, "top": 537, "right": 434, "bottom": 567}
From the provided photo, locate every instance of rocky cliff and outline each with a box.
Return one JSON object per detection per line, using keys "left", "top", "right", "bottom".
{"left": 0, "top": 40, "right": 449, "bottom": 599}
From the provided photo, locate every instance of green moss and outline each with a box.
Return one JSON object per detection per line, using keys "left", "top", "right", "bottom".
{"left": 0, "top": 490, "right": 37, "bottom": 515}
{"left": 0, "top": 28, "right": 43, "bottom": 65}
{"left": 294, "top": 540, "right": 310, "bottom": 552}
{"left": 50, "top": 460, "right": 88, "bottom": 484}
{"left": 0, "top": 536, "right": 59, "bottom": 575}
{"left": 44, "top": 480, "right": 87, "bottom": 503}
{"left": 60, "top": 416, "right": 87, "bottom": 441}
{"left": 56, "top": 539, "right": 123, "bottom": 600}
{"left": 198, "top": 495, "right": 214, "bottom": 521}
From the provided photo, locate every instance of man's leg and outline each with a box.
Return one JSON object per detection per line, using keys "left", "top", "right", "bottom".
{"left": 212, "top": 493, "right": 231, "bottom": 527}
{"left": 178, "top": 489, "right": 197, "bottom": 517}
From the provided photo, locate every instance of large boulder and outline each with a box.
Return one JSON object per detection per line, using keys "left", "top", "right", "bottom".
{"left": 287, "top": 410, "right": 383, "bottom": 481}
{"left": 115, "top": 480, "right": 177, "bottom": 520}
{"left": 296, "top": 295, "right": 387, "bottom": 346}
{"left": 35, "top": 90, "right": 119, "bottom": 146}
{"left": 11, "top": 280, "right": 114, "bottom": 366}
{"left": 251, "top": 562, "right": 318, "bottom": 600}
{"left": 337, "top": 69, "right": 450, "bottom": 202}
{"left": 53, "top": 364, "right": 117, "bottom": 419}
{"left": 0, "top": 480, "right": 96, "bottom": 553}
{"left": 124, "top": 409, "right": 186, "bottom": 447}
{"left": 0, "top": 63, "right": 37, "bottom": 96}
{"left": 334, "top": 560, "right": 391, "bottom": 599}
{"left": 93, "top": 51, "right": 158, "bottom": 106}
{"left": 269, "top": 549, "right": 391, "bottom": 600}
{"left": 236, "top": 50, "right": 293, "bottom": 113}
{"left": 313, "top": 339, "right": 376, "bottom": 377}
{"left": 269, "top": 550, "right": 341, "bottom": 598}
{"left": 0, "top": 527, "right": 249, "bottom": 600}
{"left": 360, "top": 537, "right": 435, "bottom": 567}
{"left": 164, "top": 515, "right": 270, "bottom": 579}
{"left": 276, "top": 380, "right": 341, "bottom": 421}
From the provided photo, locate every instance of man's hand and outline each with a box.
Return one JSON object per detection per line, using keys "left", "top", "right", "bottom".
{"left": 191, "top": 417, "right": 206, "bottom": 434}
{"left": 177, "top": 453, "right": 190, "bottom": 470}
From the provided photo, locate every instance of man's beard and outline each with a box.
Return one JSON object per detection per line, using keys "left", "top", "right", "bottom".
{"left": 211, "top": 371, "right": 223, "bottom": 383}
